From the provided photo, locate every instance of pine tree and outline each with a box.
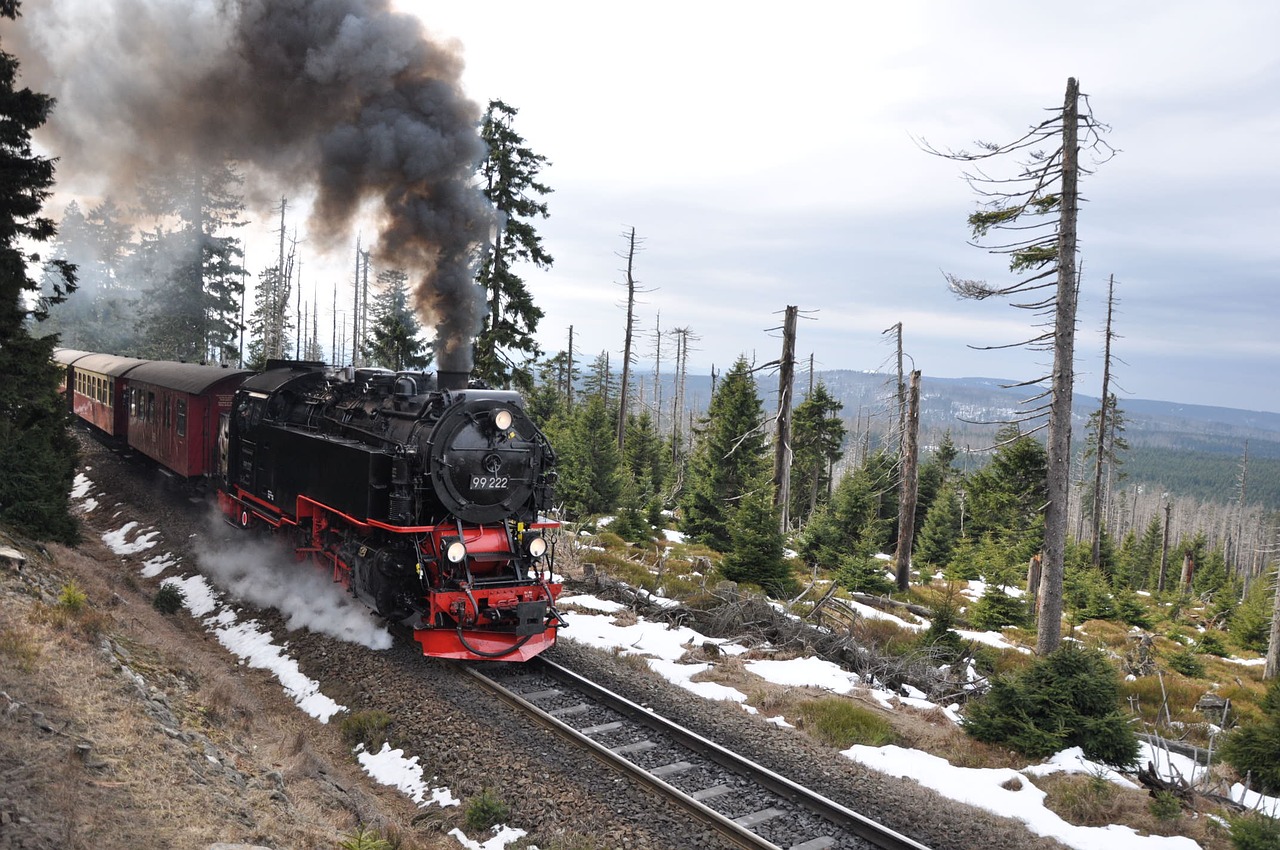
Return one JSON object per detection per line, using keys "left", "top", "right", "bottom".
{"left": 244, "top": 264, "right": 293, "bottom": 371}
{"left": 555, "top": 395, "right": 622, "bottom": 519}
{"left": 964, "top": 424, "right": 1048, "bottom": 561}
{"left": 133, "top": 161, "right": 246, "bottom": 362}
{"left": 721, "top": 471, "right": 794, "bottom": 597}
{"left": 798, "top": 449, "right": 898, "bottom": 572}
{"left": 623, "top": 410, "right": 668, "bottom": 501}
{"left": 788, "top": 381, "right": 846, "bottom": 526}
{"left": 39, "top": 199, "right": 137, "bottom": 352}
{"left": 474, "top": 100, "right": 552, "bottom": 389}
{"left": 914, "top": 482, "right": 963, "bottom": 572}
{"left": 365, "top": 268, "right": 430, "bottom": 371}
{"left": 0, "top": 2, "right": 79, "bottom": 541}
{"left": 680, "top": 356, "right": 769, "bottom": 552}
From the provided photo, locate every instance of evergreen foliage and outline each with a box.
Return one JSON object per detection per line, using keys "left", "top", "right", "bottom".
{"left": 364, "top": 268, "right": 429, "bottom": 371}
{"left": 679, "top": 356, "right": 769, "bottom": 552}
{"left": 964, "top": 424, "right": 1048, "bottom": 556}
{"left": 720, "top": 471, "right": 793, "bottom": 597}
{"left": 474, "top": 100, "right": 552, "bottom": 389}
{"left": 1221, "top": 679, "right": 1280, "bottom": 795}
{"left": 1229, "top": 810, "right": 1280, "bottom": 850}
{"left": 798, "top": 449, "right": 897, "bottom": 572}
{"left": 962, "top": 643, "right": 1140, "bottom": 768}
{"left": 914, "top": 482, "right": 962, "bottom": 570}
{"left": 788, "top": 381, "right": 846, "bottom": 525}
{"left": 555, "top": 395, "right": 622, "bottom": 518}
{"left": 0, "top": 4, "right": 80, "bottom": 542}
{"left": 244, "top": 264, "right": 291, "bottom": 370}
{"left": 133, "top": 161, "right": 246, "bottom": 363}
{"left": 1230, "top": 573, "right": 1273, "bottom": 654}
{"left": 38, "top": 199, "right": 138, "bottom": 352}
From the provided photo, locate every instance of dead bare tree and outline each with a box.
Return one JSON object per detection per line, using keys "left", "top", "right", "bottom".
{"left": 1090, "top": 274, "right": 1123, "bottom": 567}
{"left": 922, "top": 77, "right": 1116, "bottom": 655}
{"left": 895, "top": 370, "right": 922, "bottom": 590}
{"left": 615, "top": 226, "right": 651, "bottom": 450}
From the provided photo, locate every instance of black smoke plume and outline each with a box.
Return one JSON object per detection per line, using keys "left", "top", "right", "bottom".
{"left": 8, "top": 0, "right": 492, "bottom": 370}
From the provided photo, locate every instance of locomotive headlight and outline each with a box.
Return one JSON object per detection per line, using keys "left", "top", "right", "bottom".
{"left": 525, "top": 533, "right": 547, "bottom": 559}
{"left": 491, "top": 408, "right": 513, "bottom": 431}
{"left": 443, "top": 537, "right": 467, "bottom": 563}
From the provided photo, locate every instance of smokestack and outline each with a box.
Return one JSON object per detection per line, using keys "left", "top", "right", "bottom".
{"left": 11, "top": 0, "right": 491, "bottom": 372}
{"left": 436, "top": 370, "right": 469, "bottom": 392}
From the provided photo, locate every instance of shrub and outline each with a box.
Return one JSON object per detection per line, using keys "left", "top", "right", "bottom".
{"left": 152, "top": 583, "right": 185, "bottom": 615}
{"left": 969, "top": 585, "right": 1028, "bottom": 631}
{"left": 339, "top": 709, "right": 395, "bottom": 751}
{"left": 1167, "top": 649, "right": 1205, "bottom": 679}
{"left": 962, "top": 643, "right": 1139, "bottom": 768}
{"left": 1221, "top": 680, "right": 1280, "bottom": 795}
{"left": 58, "top": 580, "right": 87, "bottom": 613}
{"left": 1148, "top": 791, "right": 1182, "bottom": 822}
{"left": 1196, "top": 631, "right": 1229, "bottom": 657}
{"left": 796, "top": 698, "right": 896, "bottom": 749}
{"left": 338, "top": 827, "right": 392, "bottom": 850}
{"left": 465, "top": 788, "right": 511, "bottom": 832}
{"left": 1230, "top": 811, "right": 1280, "bottom": 850}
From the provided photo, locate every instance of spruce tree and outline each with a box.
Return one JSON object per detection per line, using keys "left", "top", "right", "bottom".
{"left": 0, "top": 1, "right": 79, "bottom": 541}
{"left": 134, "top": 161, "right": 246, "bottom": 363}
{"left": 788, "top": 381, "right": 846, "bottom": 526}
{"left": 555, "top": 395, "right": 622, "bottom": 519}
{"left": 474, "top": 99, "right": 552, "bottom": 389}
{"left": 680, "top": 356, "right": 769, "bottom": 552}
{"left": 39, "top": 199, "right": 137, "bottom": 352}
{"left": 365, "top": 268, "right": 430, "bottom": 371}
{"left": 721, "top": 471, "right": 793, "bottom": 597}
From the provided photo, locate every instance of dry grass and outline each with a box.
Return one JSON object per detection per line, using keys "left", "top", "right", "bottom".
{"left": 1, "top": 526, "right": 456, "bottom": 850}
{"left": 1031, "top": 773, "right": 1231, "bottom": 848}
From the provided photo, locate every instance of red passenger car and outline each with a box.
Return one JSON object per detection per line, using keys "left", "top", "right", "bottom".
{"left": 123, "top": 361, "right": 254, "bottom": 478}
{"left": 64, "top": 353, "right": 150, "bottom": 437}
{"left": 52, "top": 349, "right": 94, "bottom": 402}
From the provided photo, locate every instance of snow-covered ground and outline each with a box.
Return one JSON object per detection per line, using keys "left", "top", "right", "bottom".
{"left": 67, "top": 474, "right": 1271, "bottom": 849}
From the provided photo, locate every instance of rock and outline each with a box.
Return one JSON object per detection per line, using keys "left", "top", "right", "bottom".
{"left": 0, "top": 546, "right": 25, "bottom": 570}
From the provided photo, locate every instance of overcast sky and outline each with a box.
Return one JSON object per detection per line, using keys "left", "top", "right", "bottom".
{"left": 23, "top": 1, "right": 1279, "bottom": 414}
{"left": 399, "top": 0, "right": 1279, "bottom": 414}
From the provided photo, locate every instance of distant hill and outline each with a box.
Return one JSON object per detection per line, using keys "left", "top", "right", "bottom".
{"left": 645, "top": 370, "right": 1280, "bottom": 509}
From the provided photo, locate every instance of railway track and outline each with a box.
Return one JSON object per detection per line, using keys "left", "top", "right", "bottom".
{"left": 462, "top": 657, "right": 934, "bottom": 850}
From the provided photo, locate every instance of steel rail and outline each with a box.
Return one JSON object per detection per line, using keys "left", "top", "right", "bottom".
{"left": 462, "top": 657, "right": 934, "bottom": 850}
{"left": 458, "top": 661, "right": 779, "bottom": 850}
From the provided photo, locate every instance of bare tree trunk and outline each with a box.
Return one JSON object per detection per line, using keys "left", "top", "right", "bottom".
{"left": 351, "top": 235, "right": 361, "bottom": 367}
{"left": 1158, "top": 499, "right": 1172, "bottom": 593}
{"left": 773, "top": 306, "right": 798, "bottom": 532}
{"left": 616, "top": 227, "right": 639, "bottom": 449}
{"left": 1036, "top": 77, "right": 1081, "bottom": 656}
{"left": 566, "top": 325, "right": 574, "bottom": 409}
{"left": 1264, "top": 571, "right": 1280, "bottom": 680}
{"left": 1090, "top": 274, "right": 1116, "bottom": 567}
{"left": 895, "top": 370, "right": 921, "bottom": 590}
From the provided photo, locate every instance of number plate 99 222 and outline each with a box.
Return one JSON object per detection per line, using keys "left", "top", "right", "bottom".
{"left": 470, "top": 475, "right": 508, "bottom": 490}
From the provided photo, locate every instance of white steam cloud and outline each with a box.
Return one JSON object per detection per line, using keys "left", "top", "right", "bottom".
{"left": 196, "top": 518, "right": 392, "bottom": 651}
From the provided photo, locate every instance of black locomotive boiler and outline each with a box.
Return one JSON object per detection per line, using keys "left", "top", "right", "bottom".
{"left": 217, "top": 361, "right": 565, "bottom": 661}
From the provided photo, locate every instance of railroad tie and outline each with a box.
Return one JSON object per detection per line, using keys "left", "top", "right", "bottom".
{"left": 578, "top": 721, "right": 624, "bottom": 735}
{"left": 689, "top": 784, "right": 733, "bottom": 801}
{"left": 548, "top": 703, "right": 591, "bottom": 718}
{"left": 518, "top": 688, "right": 562, "bottom": 701}
{"left": 733, "top": 807, "right": 785, "bottom": 829}
{"left": 650, "top": 761, "right": 693, "bottom": 778}
{"left": 787, "top": 838, "right": 837, "bottom": 850}
{"left": 610, "top": 740, "right": 656, "bottom": 756}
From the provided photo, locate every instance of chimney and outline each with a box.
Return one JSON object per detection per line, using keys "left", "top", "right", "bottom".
{"left": 437, "top": 370, "right": 468, "bottom": 391}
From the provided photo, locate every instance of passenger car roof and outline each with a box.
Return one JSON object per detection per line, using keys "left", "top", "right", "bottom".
{"left": 125, "top": 361, "right": 256, "bottom": 395}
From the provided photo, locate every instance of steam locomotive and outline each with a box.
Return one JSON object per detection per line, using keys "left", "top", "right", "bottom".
{"left": 55, "top": 349, "right": 566, "bottom": 661}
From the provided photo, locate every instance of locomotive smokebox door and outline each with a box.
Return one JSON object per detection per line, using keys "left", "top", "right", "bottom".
{"left": 515, "top": 601, "right": 548, "bottom": 636}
